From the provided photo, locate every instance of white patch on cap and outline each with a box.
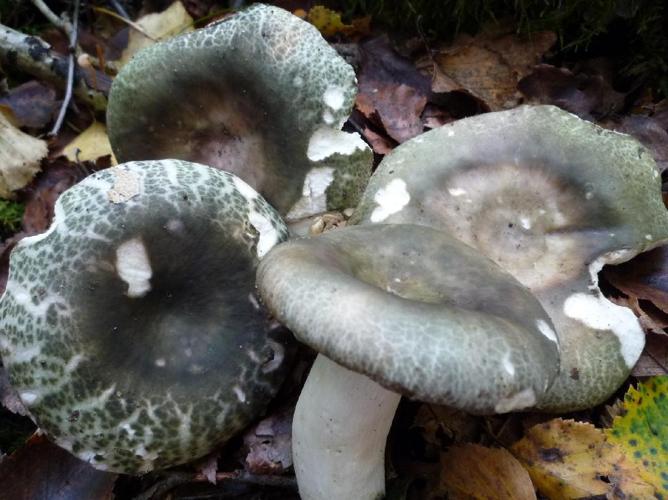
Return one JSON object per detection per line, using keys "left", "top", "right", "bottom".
{"left": 563, "top": 293, "right": 644, "bottom": 368}
{"left": 323, "top": 86, "right": 345, "bottom": 111}
{"left": 447, "top": 129, "right": 455, "bottom": 137}
{"left": 502, "top": 352, "right": 515, "bottom": 376}
{"left": 233, "top": 385, "right": 246, "bottom": 403}
{"left": 11, "top": 344, "right": 41, "bottom": 363}
{"left": 494, "top": 388, "right": 536, "bottom": 413}
{"left": 447, "top": 187, "right": 466, "bottom": 196}
{"left": 155, "top": 358, "right": 166, "bottom": 367}
{"left": 20, "top": 391, "right": 39, "bottom": 406}
{"left": 286, "top": 167, "right": 336, "bottom": 220}
{"left": 519, "top": 216, "right": 532, "bottom": 230}
{"left": 536, "top": 319, "right": 558, "bottom": 344}
{"left": 248, "top": 211, "right": 279, "bottom": 258}
{"left": 370, "top": 179, "right": 410, "bottom": 223}
{"left": 232, "top": 176, "right": 259, "bottom": 201}
{"left": 307, "top": 127, "right": 368, "bottom": 162}
{"left": 116, "top": 238, "right": 152, "bottom": 298}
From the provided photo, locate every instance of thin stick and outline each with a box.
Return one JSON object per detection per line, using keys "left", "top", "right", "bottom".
{"left": 31, "top": 0, "right": 73, "bottom": 36}
{"left": 108, "top": 0, "right": 130, "bottom": 20}
{"left": 92, "top": 6, "right": 158, "bottom": 41}
{"left": 50, "top": 0, "right": 80, "bottom": 136}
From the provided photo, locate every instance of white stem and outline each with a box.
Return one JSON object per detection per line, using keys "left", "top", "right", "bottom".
{"left": 292, "top": 354, "right": 401, "bottom": 500}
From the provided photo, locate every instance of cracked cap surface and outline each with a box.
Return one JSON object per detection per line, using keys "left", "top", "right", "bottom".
{"left": 107, "top": 3, "right": 372, "bottom": 219}
{"left": 257, "top": 224, "right": 560, "bottom": 414}
{"left": 0, "top": 159, "right": 291, "bottom": 473}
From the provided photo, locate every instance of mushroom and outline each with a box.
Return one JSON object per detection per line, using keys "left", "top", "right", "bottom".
{"left": 257, "top": 223, "right": 560, "bottom": 500}
{"left": 351, "top": 104, "right": 668, "bottom": 411}
{"left": 107, "top": 3, "right": 372, "bottom": 220}
{"left": 0, "top": 159, "right": 292, "bottom": 473}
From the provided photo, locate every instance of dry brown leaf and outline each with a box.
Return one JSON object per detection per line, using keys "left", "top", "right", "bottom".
{"left": 632, "top": 333, "right": 668, "bottom": 377}
{"left": 243, "top": 407, "right": 293, "bottom": 475}
{"left": 603, "top": 246, "right": 668, "bottom": 316}
{"left": 511, "top": 418, "right": 655, "bottom": 499}
{"left": 117, "top": 1, "right": 194, "bottom": 67}
{"left": 518, "top": 64, "right": 625, "bottom": 119}
{"left": 59, "top": 121, "right": 116, "bottom": 164}
{"left": 0, "top": 433, "right": 117, "bottom": 499}
{"left": 0, "top": 81, "right": 58, "bottom": 129}
{"left": 427, "top": 31, "right": 556, "bottom": 110}
{"left": 0, "top": 110, "right": 47, "bottom": 199}
{"left": 429, "top": 443, "right": 536, "bottom": 500}
{"left": 356, "top": 37, "right": 431, "bottom": 144}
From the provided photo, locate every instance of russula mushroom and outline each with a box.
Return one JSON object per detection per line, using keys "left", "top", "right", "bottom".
{"left": 0, "top": 159, "right": 291, "bottom": 473}
{"left": 107, "top": 3, "right": 372, "bottom": 220}
{"left": 351, "top": 104, "right": 668, "bottom": 411}
{"left": 257, "top": 224, "right": 560, "bottom": 500}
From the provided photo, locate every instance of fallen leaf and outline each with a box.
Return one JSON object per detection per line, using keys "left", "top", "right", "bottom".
{"left": 360, "top": 125, "right": 395, "bottom": 155}
{"left": 196, "top": 452, "right": 219, "bottom": 485}
{"left": 356, "top": 37, "right": 431, "bottom": 143}
{"left": 603, "top": 246, "right": 668, "bottom": 315}
{"left": 59, "top": 121, "right": 116, "bottom": 164}
{"left": 518, "top": 64, "right": 625, "bottom": 119}
{"left": 606, "top": 376, "right": 668, "bottom": 495}
{"left": 116, "top": 1, "right": 194, "bottom": 67}
{"left": 304, "top": 6, "right": 370, "bottom": 38}
{"left": 0, "top": 110, "right": 47, "bottom": 199}
{"left": 412, "top": 404, "right": 480, "bottom": 450}
{"left": 601, "top": 115, "right": 668, "bottom": 172}
{"left": 425, "top": 30, "right": 556, "bottom": 110}
{"left": 512, "top": 418, "right": 656, "bottom": 498}
{"left": 429, "top": 444, "right": 536, "bottom": 500}
{"left": 0, "top": 81, "right": 58, "bottom": 129}
{"left": 0, "top": 433, "right": 117, "bottom": 500}
{"left": 632, "top": 333, "right": 668, "bottom": 377}
{"left": 243, "top": 407, "right": 293, "bottom": 475}
{"left": 22, "top": 159, "right": 87, "bottom": 235}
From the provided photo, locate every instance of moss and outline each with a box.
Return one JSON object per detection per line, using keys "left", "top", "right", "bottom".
{"left": 0, "top": 199, "right": 23, "bottom": 236}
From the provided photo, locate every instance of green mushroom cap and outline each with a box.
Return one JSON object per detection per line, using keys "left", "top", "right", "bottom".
{"left": 107, "top": 3, "right": 372, "bottom": 219}
{"left": 351, "top": 105, "right": 668, "bottom": 411}
{"left": 257, "top": 224, "right": 560, "bottom": 414}
{"left": 0, "top": 160, "right": 291, "bottom": 473}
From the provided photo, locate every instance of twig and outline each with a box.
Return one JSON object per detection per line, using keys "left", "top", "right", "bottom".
{"left": 49, "top": 0, "right": 80, "bottom": 136}
{"left": 0, "top": 24, "right": 106, "bottom": 108}
{"left": 92, "top": 6, "right": 158, "bottom": 41}
{"left": 108, "top": 0, "right": 130, "bottom": 20}
{"left": 31, "top": 0, "right": 74, "bottom": 36}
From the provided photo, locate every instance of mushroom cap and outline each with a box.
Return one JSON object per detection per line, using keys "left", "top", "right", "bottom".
{"left": 350, "top": 105, "right": 668, "bottom": 411}
{"left": 0, "top": 160, "right": 291, "bottom": 473}
{"left": 107, "top": 3, "right": 372, "bottom": 219}
{"left": 257, "top": 224, "right": 560, "bottom": 414}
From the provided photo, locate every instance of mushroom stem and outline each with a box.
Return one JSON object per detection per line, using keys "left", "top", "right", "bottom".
{"left": 293, "top": 354, "right": 401, "bottom": 500}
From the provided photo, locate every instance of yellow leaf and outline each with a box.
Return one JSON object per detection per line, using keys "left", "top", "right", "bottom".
{"left": 512, "top": 418, "right": 656, "bottom": 498}
{"left": 606, "top": 376, "right": 668, "bottom": 495}
{"left": 61, "top": 121, "right": 116, "bottom": 164}
{"left": 118, "top": 1, "right": 194, "bottom": 67}
{"left": 432, "top": 443, "right": 536, "bottom": 500}
{"left": 306, "top": 6, "right": 349, "bottom": 37}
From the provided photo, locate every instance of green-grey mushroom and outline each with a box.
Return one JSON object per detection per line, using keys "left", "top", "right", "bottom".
{"left": 351, "top": 105, "right": 668, "bottom": 411}
{"left": 107, "top": 3, "right": 372, "bottom": 220}
{"left": 0, "top": 159, "right": 291, "bottom": 473}
{"left": 257, "top": 224, "right": 560, "bottom": 500}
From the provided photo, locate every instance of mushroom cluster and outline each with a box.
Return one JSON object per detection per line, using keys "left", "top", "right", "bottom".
{"left": 1, "top": 3, "right": 373, "bottom": 474}
{"left": 256, "top": 105, "right": 668, "bottom": 499}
